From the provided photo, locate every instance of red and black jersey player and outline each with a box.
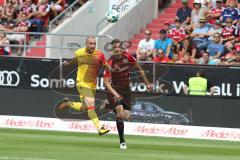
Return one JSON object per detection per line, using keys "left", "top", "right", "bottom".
{"left": 102, "top": 39, "right": 153, "bottom": 149}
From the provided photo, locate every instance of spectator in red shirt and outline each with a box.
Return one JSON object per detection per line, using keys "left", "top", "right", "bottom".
{"left": 27, "top": 0, "right": 50, "bottom": 34}
{"left": 1, "top": 0, "right": 16, "bottom": 22}
{"left": 221, "top": 17, "right": 238, "bottom": 52}
{"left": 168, "top": 53, "right": 181, "bottom": 63}
{"left": 231, "top": 52, "right": 240, "bottom": 65}
{"left": 4, "top": 0, "right": 19, "bottom": 9}
{"left": 207, "top": 0, "right": 224, "bottom": 25}
{"left": 220, "top": 52, "right": 236, "bottom": 65}
{"left": 169, "top": 18, "right": 186, "bottom": 52}
{"left": 17, "top": 0, "right": 36, "bottom": 22}
{"left": 179, "top": 52, "right": 195, "bottom": 64}
{"left": 152, "top": 49, "right": 170, "bottom": 63}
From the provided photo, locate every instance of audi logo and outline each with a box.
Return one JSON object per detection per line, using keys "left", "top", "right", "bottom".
{"left": 0, "top": 70, "right": 20, "bottom": 87}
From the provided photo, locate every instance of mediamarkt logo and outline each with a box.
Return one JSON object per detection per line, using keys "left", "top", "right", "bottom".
{"left": 0, "top": 70, "right": 20, "bottom": 87}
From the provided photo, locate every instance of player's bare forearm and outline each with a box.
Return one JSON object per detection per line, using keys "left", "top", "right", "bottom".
{"left": 63, "top": 58, "right": 77, "bottom": 67}
{"left": 134, "top": 63, "right": 150, "bottom": 85}
{"left": 104, "top": 64, "right": 113, "bottom": 72}
{"left": 104, "top": 77, "right": 121, "bottom": 98}
{"left": 104, "top": 63, "right": 120, "bottom": 73}
{"left": 135, "top": 64, "right": 153, "bottom": 91}
{"left": 104, "top": 63, "right": 119, "bottom": 72}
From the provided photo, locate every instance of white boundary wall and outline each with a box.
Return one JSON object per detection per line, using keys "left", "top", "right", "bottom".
{"left": 1, "top": 115, "right": 240, "bottom": 142}
{"left": 46, "top": 0, "right": 110, "bottom": 59}
{"left": 46, "top": 0, "right": 158, "bottom": 59}
{"left": 98, "top": 0, "right": 158, "bottom": 58}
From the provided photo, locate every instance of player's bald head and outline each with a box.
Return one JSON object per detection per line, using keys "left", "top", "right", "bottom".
{"left": 85, "top": 36, "right": 96, "bottom": 54}
{"left": 85, "top": 36, "right": 96, "bottom": 44}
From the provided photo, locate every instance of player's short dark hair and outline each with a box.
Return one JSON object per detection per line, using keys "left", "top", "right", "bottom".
{"left": 111, "top": 39, "right": 121, "bottom": 46}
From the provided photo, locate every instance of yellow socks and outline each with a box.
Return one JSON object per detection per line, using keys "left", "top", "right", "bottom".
{"left": 70, "top": 102, "right": 82, "bottom": 111}
{"left": 87, "top": 106, "right": 100, "bottom": 130}
{"left": 69, "top": 103, "right": 100, "bottom": 130}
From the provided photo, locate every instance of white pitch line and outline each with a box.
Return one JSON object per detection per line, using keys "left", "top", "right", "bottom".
{"left": 0, "top": 157, "right": 56, "bottom": 160}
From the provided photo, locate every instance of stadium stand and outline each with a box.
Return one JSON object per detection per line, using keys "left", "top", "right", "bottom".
{"left": 0, "top": 0, "right": 79, "bottom": 57}
{"left": 129, "top": 0, "right": 194, "bottom": 55}
{"left": 129, "top": 0, "right": 240, "bottom": 65}
{"left": 0, "top": 0, "right": 239, "bottom": 65}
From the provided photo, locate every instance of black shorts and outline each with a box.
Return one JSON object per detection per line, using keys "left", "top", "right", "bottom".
{"left": 107, "top": 87, "right": 131, "bottom": 113}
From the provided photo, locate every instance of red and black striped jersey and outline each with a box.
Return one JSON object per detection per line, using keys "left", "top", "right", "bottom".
{"left": 168, "top": 27, "right": 186, "bottom": 42}
{"left": 221, "top": 25, "right": 238, "bottom": 39}
{"left": 104, "top": 52, "right": 136, "bottom": 87}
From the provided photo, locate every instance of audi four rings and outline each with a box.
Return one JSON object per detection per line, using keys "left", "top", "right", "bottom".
{"left": 0, "top": 70, "right": 20, "bottom": 86}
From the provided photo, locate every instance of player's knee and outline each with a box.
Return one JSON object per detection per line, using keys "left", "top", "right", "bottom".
{"left": 117, "top": 112, "right": 125, "bottom": 119}
{"left": 87, "top": 106, "right": 96, "bottom": 111}
{"left": 116, "top": 106, "right": 124, "bottom": 118}
{"left": 84, "top": 97, "right": 95, "bottom": 107}
{"left": 117, "top": 115, "right": 124, "bottom": 121}
{"left": 116, "top": 109, "right": 124, "bottom": 116}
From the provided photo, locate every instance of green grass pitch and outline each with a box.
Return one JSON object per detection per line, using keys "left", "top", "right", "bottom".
{"left": 0, "top": 128, "right": 240, "bottom": 160}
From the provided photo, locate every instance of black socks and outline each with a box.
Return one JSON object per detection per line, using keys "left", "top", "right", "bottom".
{"left": 116, "top": 117, "right": 125, "bottom": 143}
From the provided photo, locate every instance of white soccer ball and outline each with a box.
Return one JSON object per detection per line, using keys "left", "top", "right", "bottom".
{"left": 106, "top": 10, "right": 119, "bottom": 23}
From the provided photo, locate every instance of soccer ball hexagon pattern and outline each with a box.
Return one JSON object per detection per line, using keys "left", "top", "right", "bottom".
{"left": 106, "top": 10, "right": 119, "bottom": 23}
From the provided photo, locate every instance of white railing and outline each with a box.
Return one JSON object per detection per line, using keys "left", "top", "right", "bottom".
{"left": 0, "top": 31, "right": 113, "bottom": 58}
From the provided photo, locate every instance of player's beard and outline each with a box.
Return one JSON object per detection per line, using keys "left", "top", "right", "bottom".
{"left": 86, "top": 47, "right": 95, "bottom": 54}
{"left": 113, "top": 50, "right": 122, "bottom": 59}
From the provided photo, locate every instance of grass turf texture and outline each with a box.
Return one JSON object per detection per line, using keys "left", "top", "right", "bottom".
{"left": 0, "top": 128, "right": 240, "bottom": 160}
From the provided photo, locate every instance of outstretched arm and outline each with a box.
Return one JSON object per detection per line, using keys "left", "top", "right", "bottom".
{"left": 63, "top": 58, "right": 77, "bottom": 67}
{"left": 103, "top": 63, "right": 115, "bottom": 72}
{"left": 134, "top": 63, "right": 153, "bottom": 91}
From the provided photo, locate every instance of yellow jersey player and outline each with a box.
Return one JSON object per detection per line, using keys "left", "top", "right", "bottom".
{"left": 57, "top": 36, "right": 110, "bottom": 135}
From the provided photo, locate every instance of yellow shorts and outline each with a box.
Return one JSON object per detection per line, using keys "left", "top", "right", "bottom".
{"left": 77, "top": 85, "right": 96, "bottom": 99}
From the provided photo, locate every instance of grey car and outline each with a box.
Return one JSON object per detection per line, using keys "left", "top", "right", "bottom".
{"left": 101, "top": 101, "right": 191, "bottom": 125}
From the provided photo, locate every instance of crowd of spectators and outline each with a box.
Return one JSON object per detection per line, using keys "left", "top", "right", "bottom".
{"left": 0, "top": 0, "right": 65, "bottom": 55}
{"left": 0, "top": 0, "right": 88, "bottom": 56}
{"left": 136, "top": 0, "right": 240, "bottom": 65}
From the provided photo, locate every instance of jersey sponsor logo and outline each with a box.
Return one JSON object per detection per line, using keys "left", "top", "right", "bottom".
{"left": 113, "top": 58, "right": 129, "bottom": 67}
{"left": 77, "top": 56, "right": 95, "bottom": 65}
{"left": 122, "top": 59, "right": 128, "bottom": 64}
{"left": 0, "top": 70, "right": 20, "bottom": 87}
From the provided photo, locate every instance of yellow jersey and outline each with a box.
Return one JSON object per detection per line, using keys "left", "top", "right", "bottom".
{"left": 74, "top": 48, "right": 106, "bottom": 89}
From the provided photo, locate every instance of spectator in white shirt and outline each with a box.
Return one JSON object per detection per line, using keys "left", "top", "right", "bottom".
{"left": 136, "top": 30, "right": 155, "bottom": 61}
